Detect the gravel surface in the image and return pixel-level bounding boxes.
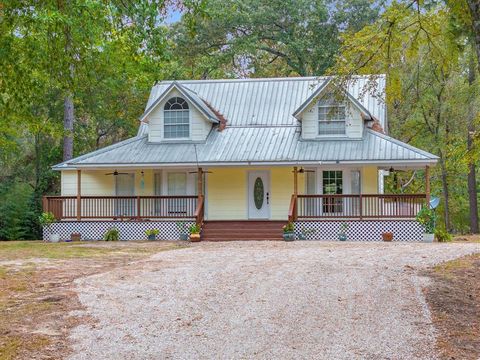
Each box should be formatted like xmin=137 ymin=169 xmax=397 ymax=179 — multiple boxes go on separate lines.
xmin=68 ymin=241 xmax=480 ymax=360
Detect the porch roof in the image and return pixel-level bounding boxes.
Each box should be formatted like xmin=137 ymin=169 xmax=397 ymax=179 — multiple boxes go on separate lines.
xmin=53 ymin=127 xmax=438 ymax=170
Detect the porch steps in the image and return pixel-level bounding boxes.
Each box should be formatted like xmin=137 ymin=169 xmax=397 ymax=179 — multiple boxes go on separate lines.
xmin=202 ymin=221 xmax=286 ymax=241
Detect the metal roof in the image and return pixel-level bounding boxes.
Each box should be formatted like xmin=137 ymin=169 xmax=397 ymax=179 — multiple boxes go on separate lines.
xmin=140 ymin=82 xmax=219 ymax=124
xmin=54 ymin=128 xmax=438 ymax=169
xmin=143 ymin=75 xmax=386 ymax=129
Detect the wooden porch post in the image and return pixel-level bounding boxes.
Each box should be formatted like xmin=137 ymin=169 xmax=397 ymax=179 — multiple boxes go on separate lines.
xmin=197 ymin=167 xmax=203 ymax=197
xmin=293 ymin=166 xmax=298 ymax=196
xmin=76 ymin=169 xmax=81 ymax=221
xmin=425 ymin=165 xmax=431 ymax=208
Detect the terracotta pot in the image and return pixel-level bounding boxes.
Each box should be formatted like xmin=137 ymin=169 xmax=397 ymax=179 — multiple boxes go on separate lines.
xmin=71 ymin=233 xmax=81 ymax=242
xmin=382 ymin=232 xmax=393 ymax=242
xmin=189 ymin=233 xmax=201 ymax=242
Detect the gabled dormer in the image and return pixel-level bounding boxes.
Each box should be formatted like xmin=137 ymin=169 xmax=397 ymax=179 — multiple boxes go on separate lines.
xmin=140 ymin=82 xmax=219 ymax=143
xmin=293 ymin=79 xmax=373 ymax=140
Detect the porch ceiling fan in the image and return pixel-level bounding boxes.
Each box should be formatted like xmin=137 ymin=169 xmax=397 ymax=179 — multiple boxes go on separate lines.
xmin=296 ymin=167 xmax=315 ymax=173
xmin=105 ymin=170 xmax=129 ymax=176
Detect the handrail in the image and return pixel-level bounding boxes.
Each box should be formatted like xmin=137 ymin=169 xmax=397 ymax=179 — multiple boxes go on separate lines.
xmin=295 ymin=193 xmax=426 ymax=219
xmin=288 ymin=194 xmax=297 ymax=222
xmin=43 ymin=195 xmax=199 ymax=221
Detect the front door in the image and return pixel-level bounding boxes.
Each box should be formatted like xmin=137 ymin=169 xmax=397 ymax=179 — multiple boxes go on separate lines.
xmin=248 ymin=171 xmax=270 ymax=219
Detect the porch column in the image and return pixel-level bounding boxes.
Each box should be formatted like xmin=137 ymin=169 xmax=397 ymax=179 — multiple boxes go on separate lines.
xmin=76 ymin=169 xmax=81 ymax=221
xmin=293 ymin=166 xmax=298 ymax=196
xmin=425 ymin=165 xmax=430 ymax=208
xmin=197 ymin=167 xmax=203 ymax=197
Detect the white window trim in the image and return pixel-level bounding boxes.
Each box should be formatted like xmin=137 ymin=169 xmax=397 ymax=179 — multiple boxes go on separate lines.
xmin=163 ymin=98 xmax=192 ymax=141
xmin=317 ymin=102 xmax=347 ymax=137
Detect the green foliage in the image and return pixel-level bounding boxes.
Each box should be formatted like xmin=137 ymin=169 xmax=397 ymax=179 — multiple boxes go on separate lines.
xmin=0 ymin=183 xmax=36 ymax=240
xmin=103 ymin=228 xmax=119 ymax=241
xmin=283 ymin=222 xmax=295 ymax=233
xmin=145 ymin=229 xmax=160 ymax=236
xmin=176 ymin=221 xmax=188 ymax=234
xmin=188 ymin=224 xmax=201 ymax=234
xmin=38 ymin=212 xmax=56 ymax=228
xmin=434 ymin=228 xmax=453 ymax=242
xmin=416 ymin=206 xmax=438 ymax=234
xmin=339 ymin=222 xmax=349 ymax=234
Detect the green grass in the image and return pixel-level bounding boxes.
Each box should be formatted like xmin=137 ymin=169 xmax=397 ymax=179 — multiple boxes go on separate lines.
xmin=0 ymin=241 xmax=186 ymax=261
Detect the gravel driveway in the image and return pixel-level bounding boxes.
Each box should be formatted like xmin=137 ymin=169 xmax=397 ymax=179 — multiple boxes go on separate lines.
xmin=68 ymin=241 xmax=480 ymax=360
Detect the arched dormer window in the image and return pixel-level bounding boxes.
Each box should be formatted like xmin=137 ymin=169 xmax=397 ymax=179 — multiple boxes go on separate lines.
xmin=164 ymin=97 xmax=189 ymax=139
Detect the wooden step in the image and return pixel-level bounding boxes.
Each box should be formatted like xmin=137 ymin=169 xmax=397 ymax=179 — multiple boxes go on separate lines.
xmin=202 ymin=220 xmax=286 ymax=241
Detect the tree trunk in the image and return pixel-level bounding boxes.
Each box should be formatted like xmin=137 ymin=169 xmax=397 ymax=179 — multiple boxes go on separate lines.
xmin=439 ymin=153 xmax=451 ymax=231
xmin=63 ymin=94 xmax=74 ymax=161
xmin=467 ymin=48 xmax=479 ymax=233
xmin=61 ymin=0 xmax=74 ymax=161
xmin=467 ymin=0 xmax=480 ymax=73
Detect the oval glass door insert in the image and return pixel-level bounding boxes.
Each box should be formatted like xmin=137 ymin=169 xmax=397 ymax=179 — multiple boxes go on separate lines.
xmin=254 ymin=177 xmax=264 ymax=209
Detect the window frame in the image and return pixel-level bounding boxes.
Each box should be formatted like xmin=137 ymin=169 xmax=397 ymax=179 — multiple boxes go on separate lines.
xmin=317 ymin=96 xmax=347 ymax=137
xmin=163 ymin=97 xmax=191 ymax=140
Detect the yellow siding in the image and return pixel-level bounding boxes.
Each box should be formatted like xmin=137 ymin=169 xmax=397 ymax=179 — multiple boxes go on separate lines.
xmin=362 ymin=166 xmax=378 ymax=194
xmin=61 ymin=170 xmax=115 ymax=196
xmin=206 ymin=167 xmax=303 ymax=220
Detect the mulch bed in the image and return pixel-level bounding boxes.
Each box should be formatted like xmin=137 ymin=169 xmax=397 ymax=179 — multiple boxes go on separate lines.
xmin=423 ymin=253 xmax=480 ymax=360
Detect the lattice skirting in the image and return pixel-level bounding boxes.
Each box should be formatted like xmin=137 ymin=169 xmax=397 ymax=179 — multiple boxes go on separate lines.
xmin=294 ymin=220 xmax=425 ymax=242
xmin=43 ymin=221 xmax=195 ymax=241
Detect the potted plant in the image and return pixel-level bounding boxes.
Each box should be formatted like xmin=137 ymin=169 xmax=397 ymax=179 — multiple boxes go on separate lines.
xmin=176 ymin=221 xmax=189 ymax=241
xmin=338 ymin=222 xmax=349 ymax=241
xmin=416 ymin=206 xmax=437 ymax=242
xmin=282 ymin=222 xmax=295 ymax=241
xmin=104 ymin=228 xmax=119 ymax=241
xmin=145 ymin=229 xmax=159 ymax=241
xmin=39 ymin=212 xmax=60 ymax=242
xmin=382 ymin=232 xmax=393 ymax=242
xmin=189 ymin=224 xmax=201 ymax=242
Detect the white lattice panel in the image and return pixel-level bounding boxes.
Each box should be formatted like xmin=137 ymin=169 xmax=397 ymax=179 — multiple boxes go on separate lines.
xmin=43 ymin=221 xmax=194 ymax=241
xmin=294 ymin=220 xmax=425 ymax=241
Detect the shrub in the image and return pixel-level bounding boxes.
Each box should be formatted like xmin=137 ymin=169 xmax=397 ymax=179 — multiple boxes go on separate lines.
xmin=38 ymin=212 xmax=56 ymax=228
xmin=145 ymin=229 xmax=160 ymax=236
xmin=189 ymin=224 xmax=200 ymax=234
xmin=435 ymin=228 xmax=452 ymax=242
xmin=103 ymin=228 xmax=119 ymax=241
xmin=339 ymin=222 xmax=349 ymax=234
xmin=282 ymin=222 xmax=294 ymax=233
xmin=416 ymin=206 xmax=437 ymax=234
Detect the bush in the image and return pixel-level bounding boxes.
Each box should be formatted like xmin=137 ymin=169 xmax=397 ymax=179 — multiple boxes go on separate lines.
xmin=189 ymin=224 xmax=200 ymax=234
xmin=145 ymin=229 xmax=160 ymax=236
xmin=435 ymin=228 xmax=452 ymax=242
xmin=282 ymin=222 xmax=294 ymax=233
xmin=103 ymin=228 xmax=119 ymax=241
xmin=416 ymin=206 xmax=437 ymax=234
xmin=39 ymin=212 xmax=56 ymax=227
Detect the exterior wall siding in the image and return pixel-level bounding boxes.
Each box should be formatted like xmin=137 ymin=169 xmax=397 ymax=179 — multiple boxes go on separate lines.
xmin=301 ymin=96 xmax=364 ymax=140
xmin=206 ymin=167 xmax=304 ymax=221
xmin=148 ymin=88 xmax=212 ymax=142
xmin=362 ymin=166 xmax=378 ymax=193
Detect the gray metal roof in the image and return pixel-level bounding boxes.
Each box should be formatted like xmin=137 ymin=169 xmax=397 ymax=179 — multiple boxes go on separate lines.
xmin=140 ymin=82 xmax=219 ymax=124
xmin=143 ymin=75 xmax=386 ymax=129
xmin=54 ymin=128 xmax=438 ymax=169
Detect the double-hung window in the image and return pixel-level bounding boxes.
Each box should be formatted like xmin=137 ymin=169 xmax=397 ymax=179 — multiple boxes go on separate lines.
xmin=164 ymin=97 xmax=189 ymax=139
xmin=318 ymin=95 xmax=346 ymax=136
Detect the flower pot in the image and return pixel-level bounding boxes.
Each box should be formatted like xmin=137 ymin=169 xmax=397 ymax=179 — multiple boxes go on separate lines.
xmin=71 ymin=233 xmax=81 ymax=242
xmin=189 ymin=233 xmax=201 ymax=242
xmin=180 ymin=234 xmax=188 ymax=241
xmin=49 ymin=233 xmax=60 ymax=243
xmin=423 ymin=233 xmax=434 ymax=243
xmin=382 ymin=232 xmax=393 ymax=242
xmin=147 ymin=234 xmax=156 ymax=241
xmin=338 ymin=233 xmax=347 ymax=241
xmin=283 ymin=231 xmax=295 ymax=241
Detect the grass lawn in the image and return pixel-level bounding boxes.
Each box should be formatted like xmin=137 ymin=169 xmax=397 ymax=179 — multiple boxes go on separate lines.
xmin=0 ymin=240 xmax=188 ymax=360
xmin=423 ymin=253 xmax=480 ymax=359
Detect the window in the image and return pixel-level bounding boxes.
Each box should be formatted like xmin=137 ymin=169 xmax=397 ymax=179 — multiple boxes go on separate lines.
xmin=322 ymin=171 xmax=343 ymax=213
xmin=164 ymin=97 xmax=189 ymax=139
xmin=318 ymin=96 xmax=346 ymax=136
